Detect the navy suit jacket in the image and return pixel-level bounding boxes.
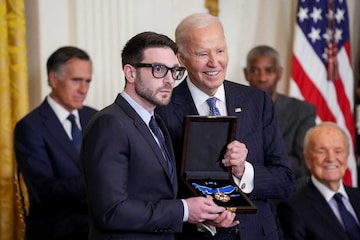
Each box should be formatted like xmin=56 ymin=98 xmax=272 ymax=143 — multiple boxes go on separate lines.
xmin=277 ymin=180 xmax=360 ymax=240
xmin=14 ymin=98 xmax=97 ymax=240
xmin=155 ymin=79 xmax=295 ymax=240
xmin=81 ymin=94 xmax=184 ymax=240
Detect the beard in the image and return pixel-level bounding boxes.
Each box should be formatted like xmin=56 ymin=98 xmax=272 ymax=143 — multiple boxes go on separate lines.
xmin=135 ymin=79 xmax=172 ymax=106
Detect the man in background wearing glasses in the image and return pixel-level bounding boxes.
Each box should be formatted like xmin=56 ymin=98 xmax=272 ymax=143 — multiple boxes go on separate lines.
xmin=81 ymin=31 xmax=230 ymax=240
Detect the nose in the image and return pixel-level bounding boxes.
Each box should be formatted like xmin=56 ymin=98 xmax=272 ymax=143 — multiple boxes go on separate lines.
xmin=325 ymin=150 xmax=337 ymax=161
xmin=207 ymin=52 xmax=218 ymax=67
xmin=258 ymin=69 xmax=268 ymax=81
xmin=78 ymin=80 xmax=89 ymax=94
xmin=164 ymin=70 xmax=175 ymax=84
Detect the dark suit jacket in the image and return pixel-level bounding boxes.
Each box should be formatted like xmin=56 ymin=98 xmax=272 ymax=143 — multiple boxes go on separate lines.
xmin=277 ymin=180 xmax=360 ymax=240
xmin=155 ymin=80 xmax=295 ymax=240
xmin=81 ymin=94 xmax=184 ymax=240
xmin=14 ymin=98 xmax=97 ymax=240
xmin=274 ymin=94 xmax=316 ymax=181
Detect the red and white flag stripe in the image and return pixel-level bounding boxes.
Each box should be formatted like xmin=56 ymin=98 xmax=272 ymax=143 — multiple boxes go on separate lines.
xmin=290 ymin=0 xmax=356 ymax=186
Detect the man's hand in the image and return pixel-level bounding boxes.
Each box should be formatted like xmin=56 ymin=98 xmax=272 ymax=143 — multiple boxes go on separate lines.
xmin=222 ymin=140 xmax=248 ymax=178
xmin=206 ymin=210 xmax=239 ymax=228
xmin=186 ymin=197 xmax=225 ymax=224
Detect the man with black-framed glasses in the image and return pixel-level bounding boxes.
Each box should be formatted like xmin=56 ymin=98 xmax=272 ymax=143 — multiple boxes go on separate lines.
xmin=131 ymin=63 xmax=186 ymax=81
xmin=81 ymin=31 xmax=228 ymax=240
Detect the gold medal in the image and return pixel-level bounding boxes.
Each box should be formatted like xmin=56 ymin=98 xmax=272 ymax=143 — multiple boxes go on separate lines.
xmin=214 ymin=192 xmax=230 ymax=202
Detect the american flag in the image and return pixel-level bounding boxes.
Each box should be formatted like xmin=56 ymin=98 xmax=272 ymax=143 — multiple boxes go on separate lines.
xmin=290 ymin=0 xmax=357 ymax=186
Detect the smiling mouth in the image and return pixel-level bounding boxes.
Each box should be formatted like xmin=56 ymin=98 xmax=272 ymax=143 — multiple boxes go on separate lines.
xmin=324 ymin=164 xmax=338 ymax=169
xmin=205 ymin=71 xmax=219 ymax=76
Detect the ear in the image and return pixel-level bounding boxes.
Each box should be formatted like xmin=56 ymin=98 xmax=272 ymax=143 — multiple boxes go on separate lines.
xmin=177 ymin=52 xmax=186 ymax=66
xmin=48 ymin=71 xmax=57 ymax=87
xmin=304 ymin=154 xmax=311 ymax=171
xmin=124 ymin=64 xmax=136 ymax=83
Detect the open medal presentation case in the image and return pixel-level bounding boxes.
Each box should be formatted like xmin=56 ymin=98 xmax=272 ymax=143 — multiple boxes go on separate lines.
xmin=181 ymin=116 xmax=257 ymax=214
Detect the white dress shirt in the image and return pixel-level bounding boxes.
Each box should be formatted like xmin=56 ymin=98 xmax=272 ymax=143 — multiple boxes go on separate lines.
xmin=47 ymin=95 xmax=81 ymax=140
xmin=312 ymin=176 xmax=360 ymax=228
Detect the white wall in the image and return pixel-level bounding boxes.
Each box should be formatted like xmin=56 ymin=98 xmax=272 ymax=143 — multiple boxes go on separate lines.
xmin=25 ymin=0 xmax=360 ymax=110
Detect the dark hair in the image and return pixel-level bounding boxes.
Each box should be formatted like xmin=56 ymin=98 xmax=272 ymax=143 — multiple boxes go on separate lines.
xmin=46 ymin=46 xmax=91 ymax=75
xmin=121 ymin=31 xmax=178 ymax=68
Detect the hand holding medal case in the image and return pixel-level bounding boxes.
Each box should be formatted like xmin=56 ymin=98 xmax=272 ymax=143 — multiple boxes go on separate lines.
xmin=181 ymin=116 xmax=256 ymax=213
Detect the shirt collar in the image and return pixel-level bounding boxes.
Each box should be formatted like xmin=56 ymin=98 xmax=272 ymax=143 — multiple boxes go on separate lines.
xmin=186 ymin=78 xmax=225 ymax=115
xmin=311 ymin=175 xmax=349 ymax=202
xmin=47 ymin=95 xmax=80 ymax=124
xmin=121 ymin=91 xmax=152 ymax=125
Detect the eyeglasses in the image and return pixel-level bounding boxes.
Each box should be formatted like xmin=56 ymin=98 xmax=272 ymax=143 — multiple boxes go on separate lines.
xmin=132 ymin=63 xmax=186 ymax=80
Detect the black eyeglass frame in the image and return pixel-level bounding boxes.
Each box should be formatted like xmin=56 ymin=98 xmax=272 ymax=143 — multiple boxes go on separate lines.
xmin=132 ymin=63 xmax=186 ymax=80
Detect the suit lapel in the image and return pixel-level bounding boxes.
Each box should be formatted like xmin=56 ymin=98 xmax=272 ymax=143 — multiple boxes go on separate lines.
xmin=223 ymin=81 xmax=245 ymax=138
xmin=115 ymin=95 xmax=176 ymax=189
xmin=39 ymin=100 xmax=81 ymax=167
xmin=224 ymin=81 xmax=244 ymax=115
xmin=306 ymin=182 xmax=347 ymax=234
xmin=346 ymin=186 xmax=360 ymax=220
xmin=172 ymin=80 xmax=199 ymax=118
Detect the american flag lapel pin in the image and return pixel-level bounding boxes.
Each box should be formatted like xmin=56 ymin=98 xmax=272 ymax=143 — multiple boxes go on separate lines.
xmin=235 ymin=107 xmax=241 ymax=113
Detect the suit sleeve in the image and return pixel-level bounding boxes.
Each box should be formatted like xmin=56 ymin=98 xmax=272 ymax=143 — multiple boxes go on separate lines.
xmin=244 ymin=92 xmax=295 ymax=199
xmin=14 ymin=119 xmax=86 ymax=205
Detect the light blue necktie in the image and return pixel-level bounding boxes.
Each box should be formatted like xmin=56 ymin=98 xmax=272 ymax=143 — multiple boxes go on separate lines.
xmin=67 ymin=114 xmax=82 ymax=152
xmin=207 ymin=97 xmax=221 ymax=116
xmin=334 ymin=193 xmax=360 ymax=240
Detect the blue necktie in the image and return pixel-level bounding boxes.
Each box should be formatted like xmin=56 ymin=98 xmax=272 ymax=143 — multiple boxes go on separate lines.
xmin=67 ymin=114 xmax=82 ymax=152
xmin=149 ymin=116 xmax=173 ymax=179
xmin=207 ymin=97 xmax=221 ymax=116
xmin=334 ymin=193 xmax=360 ymax=240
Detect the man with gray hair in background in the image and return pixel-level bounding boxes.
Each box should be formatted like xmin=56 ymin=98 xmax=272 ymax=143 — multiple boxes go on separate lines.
xmin=244 ymin=45 xmax=316 ymax=185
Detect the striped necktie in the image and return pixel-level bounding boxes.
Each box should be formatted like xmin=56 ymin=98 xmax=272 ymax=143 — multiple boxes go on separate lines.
xmin=206 ymin=97 xmax=221 ymax=116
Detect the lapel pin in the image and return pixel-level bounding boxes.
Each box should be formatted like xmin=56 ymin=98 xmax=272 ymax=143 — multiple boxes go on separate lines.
xmin=235 ymin=108 xmax=242 ymax=113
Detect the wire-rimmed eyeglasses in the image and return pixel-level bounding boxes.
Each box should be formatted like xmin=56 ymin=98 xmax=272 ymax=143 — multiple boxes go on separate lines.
xmin=132 ymin=63 xmax=186 ymax=80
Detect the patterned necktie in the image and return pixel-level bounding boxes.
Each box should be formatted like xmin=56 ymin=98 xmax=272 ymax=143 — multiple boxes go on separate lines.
xmin=149 ymin=116 xmax=174 ymax=179
xmin=206 ymin=97 xmax=221 ymax=116
xmin=333 ymin=193 xmax=360 ymax=240
xmin=67 ymin=114 xmax=82 ymax=152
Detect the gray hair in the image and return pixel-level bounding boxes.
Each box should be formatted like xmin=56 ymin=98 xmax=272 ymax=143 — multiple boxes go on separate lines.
xmin=246 ymin=45 xmax=281 ymax=69
xmin=303 ymin=121 xmax=350 ymax=154
xmin=175 ymin=13 xmax=224 ymax=55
